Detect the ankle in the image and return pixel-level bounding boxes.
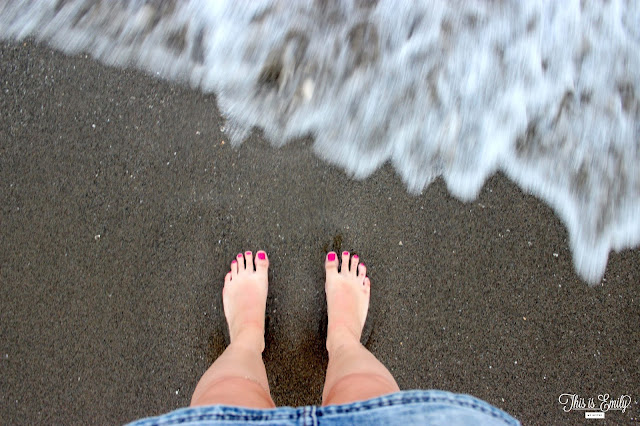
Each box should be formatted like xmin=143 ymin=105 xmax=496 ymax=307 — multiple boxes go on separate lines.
xmin=326 ymin=324 xmax=361 ymax=354
xmin=230 ymin=323 xmax=265 ymax=353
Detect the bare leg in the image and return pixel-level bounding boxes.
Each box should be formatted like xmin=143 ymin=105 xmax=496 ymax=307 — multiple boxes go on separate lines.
xmin=190 ymin=251 xmax=275 ymax=409
xmin=322 ymin=251 xmax=400 ymax=406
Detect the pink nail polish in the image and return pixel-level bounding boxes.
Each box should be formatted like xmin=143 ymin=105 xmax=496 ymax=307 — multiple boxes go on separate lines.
xmin=231 ymin=260 xmax=237 ymax=264
xmin=245 ymin=251 xmax=252 ymax=256
xmin=353 ymin=255 xmax=359 ymax=259
xmin=237 ymin=253 xmax=243 ymax=258
xmin=342 ymin=251 xmax=349 ymax=256
xmin=328 ymin=253 xmax=336 ymax=261
xmin=258 ymin=252 xmax=266 ymax=260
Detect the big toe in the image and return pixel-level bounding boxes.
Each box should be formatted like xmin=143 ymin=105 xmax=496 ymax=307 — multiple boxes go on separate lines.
xmin=325 ymin=252 xmax=339 ymax=273
xmin=255 ymin=250 xmax=269 ymax=274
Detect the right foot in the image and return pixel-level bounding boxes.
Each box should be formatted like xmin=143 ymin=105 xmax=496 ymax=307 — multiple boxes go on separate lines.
xmin=325 ymin=251 xmax=371 ymax=352
xmin=223 ymin=251 xmax=269 ymax=353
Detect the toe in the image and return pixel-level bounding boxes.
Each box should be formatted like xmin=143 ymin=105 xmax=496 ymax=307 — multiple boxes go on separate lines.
xmin=236 ymin=253 xmax=245 ymax=271
xmin=341 ymin=251 xmax=350 ymax=273
xmin=326 ymin=252 xmax=339 ymax=272
xmin=350 ymin=255 xmax=359 ymax=276
xmin=363 ymin=276 xmax=371 ymax=291
xmin=230 ymin=259 xmax=238 ymax=277
xmin=244 ymin=251 xmax=254 ymax=271
xmin=358 ymin=263 xmax=367 ymax=279
xmin=255 ymin=250 xmax=269 ymax=274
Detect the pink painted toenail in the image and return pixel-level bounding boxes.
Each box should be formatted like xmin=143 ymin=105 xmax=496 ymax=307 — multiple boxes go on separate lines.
xmin=258 ymin=252 xmax=266 ymax=260
xmin=231 ymin=260 xmax=237 ymax=264
xmin=353 ymin=255 xmax=359 ymax=259
xmin=245 ymin=251 xmax=252 ymax=256
xmin=342 ymin=251 xmax=349 ymax=256
xmin=328 ymin=253 xmax=336 ymax=261
xmin=237 ymin=253 xmax=242 ymax=258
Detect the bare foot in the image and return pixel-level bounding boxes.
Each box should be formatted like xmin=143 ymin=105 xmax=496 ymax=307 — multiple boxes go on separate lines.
xmin=223 ymin=250 xmax=269 ymax=353
xmin=325 ymin=251 xmax=370 ymax=353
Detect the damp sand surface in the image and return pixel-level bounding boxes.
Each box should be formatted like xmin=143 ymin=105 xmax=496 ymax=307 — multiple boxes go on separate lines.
xmin=1 ymin=42 xmax=639 ymax=424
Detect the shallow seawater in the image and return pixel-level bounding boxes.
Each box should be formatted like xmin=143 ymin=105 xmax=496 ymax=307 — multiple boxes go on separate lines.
xmin=1 ymin=0 xmax=638 ymax=284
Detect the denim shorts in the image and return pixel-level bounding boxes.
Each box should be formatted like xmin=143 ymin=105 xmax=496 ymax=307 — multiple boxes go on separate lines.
xmin=128 ymin=390 xmax=520 ymax=425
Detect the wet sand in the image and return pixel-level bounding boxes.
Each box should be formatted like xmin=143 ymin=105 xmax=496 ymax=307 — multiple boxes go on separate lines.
xmin=1 ymin=41 xmax=638 ymax=424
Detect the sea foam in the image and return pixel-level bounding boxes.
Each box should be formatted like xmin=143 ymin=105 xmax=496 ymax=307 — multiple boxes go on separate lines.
xmin=1 ymin=0 xmax=638 ymax=284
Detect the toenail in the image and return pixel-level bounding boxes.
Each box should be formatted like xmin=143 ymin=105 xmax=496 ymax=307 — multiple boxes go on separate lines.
xmin=353 ymin=255 xmax=359 ymax=259
xmin=231 ymin=260 xmax=237 ymax=264
xmin=342 ymin=251 xmax=349 ymax=256
xmin=237 ymin=253 xmax=243 ymax=258
xmin=258 ymin=252 xmax=266 ymax=260
xmin=328 ymin=253 xmax=336 ymax=261
xmin=245 ymin=251 xmax=252 ymax=256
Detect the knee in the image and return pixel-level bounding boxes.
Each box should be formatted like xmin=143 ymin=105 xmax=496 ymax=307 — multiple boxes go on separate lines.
xmin=191 ymin=376 xmax=275 ymax=409
xmin=322 ymin=373 xmax=400 ymax=407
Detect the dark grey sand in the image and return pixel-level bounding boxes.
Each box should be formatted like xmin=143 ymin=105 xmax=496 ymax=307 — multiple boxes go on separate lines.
xmin=1 ymin=41 xmax=638 ymax=424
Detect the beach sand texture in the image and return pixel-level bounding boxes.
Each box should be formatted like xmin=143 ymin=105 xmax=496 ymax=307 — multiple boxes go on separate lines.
xmin=0 ymin=42 xmax=638 ymax=424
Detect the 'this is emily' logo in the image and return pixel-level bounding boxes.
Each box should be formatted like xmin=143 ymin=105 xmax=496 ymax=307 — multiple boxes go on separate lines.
xmin=558 ymin=393 xmax=632 ymax=416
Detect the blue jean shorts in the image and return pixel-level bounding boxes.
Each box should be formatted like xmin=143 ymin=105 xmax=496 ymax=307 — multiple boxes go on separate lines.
xmin=128 ymin=390 xmax=520 ymax=425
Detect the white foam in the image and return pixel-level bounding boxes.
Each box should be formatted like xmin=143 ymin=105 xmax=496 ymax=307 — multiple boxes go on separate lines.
xmin=1 ymin=0 xmax=638 ymax=284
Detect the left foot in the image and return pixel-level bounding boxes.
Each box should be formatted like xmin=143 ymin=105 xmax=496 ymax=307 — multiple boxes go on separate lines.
xmin=223 ymin=251 xmax=269 ymax=353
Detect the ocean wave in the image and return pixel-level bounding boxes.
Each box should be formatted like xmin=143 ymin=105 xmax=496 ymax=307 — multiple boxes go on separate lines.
xmin=1 ymin=0 xmax=638 ymax=284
